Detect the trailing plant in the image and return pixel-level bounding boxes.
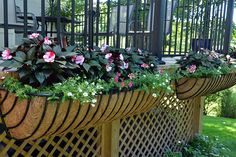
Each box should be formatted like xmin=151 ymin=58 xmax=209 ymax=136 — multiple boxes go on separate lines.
xmin=2 ymin=71 xmax=173 ymax=104
xmin=176 ymin=49 xmax=236 ymax=79
xmin=164 ymin=135 xmax=230 ymax=157
xmin=0 ymin=33 xmax=173 ymax=104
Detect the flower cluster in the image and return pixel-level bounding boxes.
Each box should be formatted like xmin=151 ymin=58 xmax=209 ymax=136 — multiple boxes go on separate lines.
xmin=0 ymin=34 xmax=174 ymax=103
xmin=176 ymin=49 xmax=236 ymax=78
xmin=0 ymin=34 xmax=79 ymax=86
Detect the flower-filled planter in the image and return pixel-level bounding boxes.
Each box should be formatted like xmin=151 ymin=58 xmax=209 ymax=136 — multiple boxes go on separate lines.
xmin=0 ymin=33 xmax=172 ymax=140
xmin=175 ymin=49 xmax=236 ymax=100
xmin=176 ymin=73 xmax=236 ymax=100
xmin=0 ymin=88 xmax=164 ymax=140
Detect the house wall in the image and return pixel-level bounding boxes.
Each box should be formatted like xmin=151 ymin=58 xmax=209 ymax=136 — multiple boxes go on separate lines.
xmin=15 ymin=0 xmax=49 ymax=16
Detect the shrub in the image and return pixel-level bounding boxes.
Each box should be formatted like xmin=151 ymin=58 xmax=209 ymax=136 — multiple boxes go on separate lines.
xmin=220 ymin=88 xmax=236 ymax=118
xmin=164 ymin=135 xmax=230 ymax=157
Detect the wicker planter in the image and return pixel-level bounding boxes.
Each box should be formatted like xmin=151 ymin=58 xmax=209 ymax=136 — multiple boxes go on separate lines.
xmin=0 ymin=89 xmax=164 ymax=140
xmin=176 ymin=73 xmax=236 ymax=100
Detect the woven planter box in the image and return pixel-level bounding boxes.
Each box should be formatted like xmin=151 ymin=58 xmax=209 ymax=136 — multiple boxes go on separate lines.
xmin=176 ymin=73 xmax=236 ymax=100
xmin=0 ymin=89 xmax=163 ymax=140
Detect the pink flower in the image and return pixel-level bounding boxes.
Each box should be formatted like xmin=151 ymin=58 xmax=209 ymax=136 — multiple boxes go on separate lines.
xmin=116 ymin=72 xmax=121 ymax=77
xmin=2 ymin=49 xmax=12 ymax=60
xmin=44 ymin=37 xmax=52 ymax=45
xmin=101 ymin=44 xmax=109 ymax=53
xmin=121 ymin=81 xmax=125 ymax=88
xmin=43 ymin=51 xmax=56 ymax=63
xmin=187 ymin=65 xmax=197 ymax=73
xmin=71 ymin=56 xmax=76 ymax=62
xmin=141 ymin=63 xmax=150 ymax=68
xmin=106 ymin=64 xmax=112 ymax=72
xmin=105 ymin=53 xmax=112 ymax=59
xmin=128 ymin=73 xmax=135 ymax=79
xmin=159 ymin=69 xmax=163 ymax=75
xmin=75 ymin=55 xmax=85 ymax=65
xmin=29 ymin=33 xmax=40 ymax=39
xmin=119 ymin=54 xmax=124 ymax=61
xmin=128 ymin=81 xmax=133 ymax=88
xmin=114 ymin=76 xmax=119 ymax=83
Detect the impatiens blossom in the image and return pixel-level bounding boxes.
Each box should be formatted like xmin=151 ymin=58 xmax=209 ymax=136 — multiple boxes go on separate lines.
xmin=152 ymin=93 xmax=157 ymax=98
xmin=121 ymin=81 xmax=125 ymax=88
xmin=137 ymin=48 xmax=142 ymax=54
xmin=105 ymin=53 xmax=112 ymax=59
xmin=126 ymin=47 xmax=131 ymax=52
xmin=120 ymin=62 xmax=129 ymax=69
xmin=187 ymin=65 xmax=197 ymax=73
xmin=128 ymin=73 xmax=135 ymax=79
xmin=128 ymin=81 xmax=133 ymax=88
xmin=141 ymin=63 xmax=150 ymax=68
xmin=43 ymin=51 xmax=56 ymax=63
xmin=114 ymin=76 xmax=119 ymax=83
xmin=106 ymin=64 xmax=112 ymax=72
xmin=119 ymin=54 xmax=124 ymax=61
xmin=2 ymin=49 xmax=12 ymax=60
xmin=101 ymin=44 xmax=109 ymax=53
xmin=44 ymin=37 xmax=52 ymax=45
xmin=75 ymin=55 xmax=85 ymax=65
xmin=29 ymin=33 xmax=40 ymax=39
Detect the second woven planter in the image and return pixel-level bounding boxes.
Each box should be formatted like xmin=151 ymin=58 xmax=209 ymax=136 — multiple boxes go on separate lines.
xmin=176 ymin=73 xmax=236 ymax=100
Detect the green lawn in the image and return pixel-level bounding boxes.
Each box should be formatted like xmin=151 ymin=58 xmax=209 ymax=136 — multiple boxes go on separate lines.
xmin=203 ymin=116 xmax=236 ymax=157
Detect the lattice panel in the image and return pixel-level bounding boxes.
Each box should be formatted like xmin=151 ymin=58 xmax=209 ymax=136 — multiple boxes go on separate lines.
xmin=0 ymin=126 xmax=101 ymax=157
xmin=119 ymin=95 xmax=195 ymax=157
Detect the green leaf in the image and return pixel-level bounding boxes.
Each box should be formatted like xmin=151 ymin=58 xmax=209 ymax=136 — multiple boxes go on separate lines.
xmin=55 ymin=60 xmax=67 ymax=65
xmin=14 ymin=51 xmax=26 ymax=62
xmin=22 ymin=38 xmax=33 ymax=44
xmin=0 ymin=60 xmax=15 ymax=68
xmin=83 ymin=63 xmax=91 ymax=72
xmin=27 ymin=47 xmax=36 ymax=60
xmin=53 ymin=45 xmax=62 ymax=55
xmin=89 ymin=60 xmax=101 ymax=68
xmin=66 ymin=46 xmax=76 ymax=52
xmin=35 ymin=72 xmax=46 ymax=84
xmin=36 ymin=59 xmax=45 ymax=64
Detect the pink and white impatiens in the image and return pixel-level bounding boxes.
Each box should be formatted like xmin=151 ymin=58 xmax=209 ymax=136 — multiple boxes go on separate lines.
xmin=2 ymin=49 xmax=12 ymax=60
xmin=187 ymin=65 xmax=197 ymax=73
xmin=29 ymin=33 xmax=40 ymax=39
xmin=43 ymin=51 xmax=56 ymax=63
xmin=44 ymin=37 xmax=52 ymax=45
xmin=74 ymin=55 xmax=85 ymax=65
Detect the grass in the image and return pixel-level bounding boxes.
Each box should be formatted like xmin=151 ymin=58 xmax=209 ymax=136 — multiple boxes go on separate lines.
xmin=203 ymin=116 xmax=236 ymax=157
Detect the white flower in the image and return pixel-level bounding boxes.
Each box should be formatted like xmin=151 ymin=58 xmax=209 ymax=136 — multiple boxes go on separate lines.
xmin=78 ymin=88 xmax=82 ymax=92
xmin=226 ymin=55 xmax=231 ymax=60
xmin=101 ymin=44 xmax=109 ymax=53
xmin=105 ymin=53 xmax=112 ymax=59
xmin=106 ymin=64 xmax=112 ymax=72
xmin=92 ymin=92 xmax=96 ymax=96
xmin=150 ymin=64 xmax=154 ymax=67
xmin=91 ymin=104 xmax=96 ymax=107
xmin=67 ymin=92 xmax=73 ymax=97
xmin=92 ymin=99 xmax=97 ymax=103
xmin=152 ymin=93 xmax=157 ymax=98
xmin=119 ymin=54 xmax=124 ymax=61
xmin=83 ymin=92 xmax=88 ymax=97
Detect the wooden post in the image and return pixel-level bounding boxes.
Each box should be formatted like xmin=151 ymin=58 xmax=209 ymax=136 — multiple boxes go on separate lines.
xmin=192 ymin=97 xmax=204 ymax=136
xmin=101 ymin=120 xmax=120 ymax=157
